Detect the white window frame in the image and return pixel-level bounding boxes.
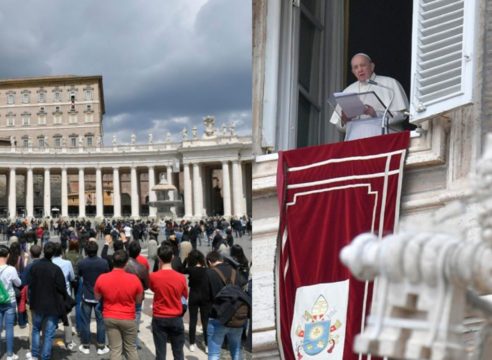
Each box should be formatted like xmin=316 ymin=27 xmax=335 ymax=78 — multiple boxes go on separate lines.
xmin=54 ymin=137 xmax=61 ymax=148
xmin=38 ymin=92 xmax=46 ymax=103
xmin=38 ymin=137 xmax=45 ymax=148
xmin=54 ymin=91 xmax=61 ymax=102
xmin=7 ymin=94 xmax=14 ymax=105
xmin=38 ymin=115 xmax=47 ymax=125
xmin=272 ymin=0 xmax=343 ymax=150
xmin=22 ymin=114 xmax=31 ymax=126
xmin=23 ymin=138 xmax=29 ymax=148
xmin=69 ymin=114 xmax=78 ymax=124
xmin=84 ymin=89 xmax=93 ymax=101
xmin=22 ymin=92 xmax=30 ymax=104
xmin=84 ymin=113 xmax=93 ymax=123
xmin=86 ymin=136 xmax=93 ymax=146
xmin=70 ymin=137 xmax=77 ymax=147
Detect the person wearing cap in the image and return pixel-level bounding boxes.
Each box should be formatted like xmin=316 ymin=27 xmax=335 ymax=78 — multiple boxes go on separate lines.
xmin=330 ymin=53 xmax=409 ymax=141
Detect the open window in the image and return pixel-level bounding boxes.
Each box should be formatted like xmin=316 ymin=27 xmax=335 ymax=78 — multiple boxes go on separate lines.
xmin=265 ymin=0 xmax=477 ymax=151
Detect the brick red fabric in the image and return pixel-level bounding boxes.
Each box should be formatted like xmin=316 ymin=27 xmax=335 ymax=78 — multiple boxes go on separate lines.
xmin=277 ymin=132 xmax=410 ymax=360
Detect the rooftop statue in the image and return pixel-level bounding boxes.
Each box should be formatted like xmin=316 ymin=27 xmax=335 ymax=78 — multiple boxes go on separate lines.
xmin=203 ymin=116 xmax=217 ymax=138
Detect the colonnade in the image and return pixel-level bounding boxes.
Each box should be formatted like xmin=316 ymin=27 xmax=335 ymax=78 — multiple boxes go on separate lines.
xmin=5 ymin=159 xmax=248 ymax=220
xmin=177 ymin=159 xmax=246 ymax=219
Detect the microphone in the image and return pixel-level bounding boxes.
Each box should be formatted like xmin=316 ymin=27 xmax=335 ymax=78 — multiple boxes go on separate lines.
xmin=367 ymin=79 xmax=394 ymax=134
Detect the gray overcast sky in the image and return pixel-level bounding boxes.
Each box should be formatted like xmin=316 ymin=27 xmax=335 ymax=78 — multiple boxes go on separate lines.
xmin=0 ymin=0 xmax=252 ymax=144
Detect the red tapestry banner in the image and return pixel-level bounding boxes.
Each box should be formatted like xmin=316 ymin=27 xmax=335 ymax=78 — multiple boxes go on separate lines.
xmin=276 ymin=132 xmax=410 ymax=360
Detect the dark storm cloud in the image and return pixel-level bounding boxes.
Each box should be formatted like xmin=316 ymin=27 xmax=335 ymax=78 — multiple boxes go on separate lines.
xmin=0 ymin=0 xmax=251 ymax=144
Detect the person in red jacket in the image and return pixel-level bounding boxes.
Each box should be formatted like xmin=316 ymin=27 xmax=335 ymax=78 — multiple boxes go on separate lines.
xmin=150 ymin=242 xmax=188 ymax=360
xmin=94 ymin=250 xmax=143 ymax=360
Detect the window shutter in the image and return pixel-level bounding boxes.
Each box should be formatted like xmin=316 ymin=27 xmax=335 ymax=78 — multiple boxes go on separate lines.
xmin=409 ymin=0 xmax=476 ymax=123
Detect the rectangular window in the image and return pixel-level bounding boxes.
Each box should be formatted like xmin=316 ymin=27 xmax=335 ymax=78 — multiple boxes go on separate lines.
xmin=22 ymin=93 xmax=30 ymax=104
xmin=54 ymin=115 xmax=62 ymax=124
xmin=38 ymin=116 xmax=47 ymax=125
xmin=70 ymin=137 xmax=77 ymax=147
xmin=7 ymin=94 xmax=14 ymax=105
xmin=87 ymin=137 xmax=93 ymax=146
xmin=84 ymin=90 xmax=93 ymax=101
xmin=85 ymin=114 xmax=93 ymax=123
xmin=23 ymin=139 xmax=29 ymax=148
xmin=38 ymin=138 xmax=45 ymax=148
xmin=69 ymin=114 xmax=77 ymax=124
xmin=22 ymin=115 xmax=30 ymax=126
xmin=7 ymin=117 xmax=14 ymax=127
xmin=54 ymin=137 xmax=61 ymax=148
xmin=39 ymin=92 xmax=46 ymax=103
xmin=54 ymin=92 xmax=61 ymax=102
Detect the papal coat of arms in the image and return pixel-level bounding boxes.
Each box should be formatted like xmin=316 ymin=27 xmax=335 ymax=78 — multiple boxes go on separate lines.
xmin=292 ymin=294 xmax=344 ymax=359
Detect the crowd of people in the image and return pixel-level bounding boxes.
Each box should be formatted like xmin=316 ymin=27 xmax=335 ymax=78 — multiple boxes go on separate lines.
xmin=0 ymin=216 xmax=252 ymax=360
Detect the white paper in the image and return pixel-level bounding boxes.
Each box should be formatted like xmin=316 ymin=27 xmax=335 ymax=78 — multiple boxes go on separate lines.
xmin=333 ymin=92 xmax=365 ymax=119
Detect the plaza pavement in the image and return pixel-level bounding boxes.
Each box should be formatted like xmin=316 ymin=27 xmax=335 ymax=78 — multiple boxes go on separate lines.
xmin=0 ymin=229 xmax=252 ymax=360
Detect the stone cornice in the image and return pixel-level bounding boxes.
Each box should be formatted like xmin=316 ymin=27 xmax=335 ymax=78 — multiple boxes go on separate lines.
xmin=0 ymin=75 xmax=103 ymax=88
xmin=0 ymin=145 xmax=252 ymax=169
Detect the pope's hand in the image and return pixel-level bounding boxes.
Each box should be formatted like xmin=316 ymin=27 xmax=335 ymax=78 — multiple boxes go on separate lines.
xmin=363 ymin=104 xmax=377 ymax=117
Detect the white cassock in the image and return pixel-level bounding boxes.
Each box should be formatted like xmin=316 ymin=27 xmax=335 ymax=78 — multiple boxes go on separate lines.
xmin=330 ymin=73 xmax=409 ymax=141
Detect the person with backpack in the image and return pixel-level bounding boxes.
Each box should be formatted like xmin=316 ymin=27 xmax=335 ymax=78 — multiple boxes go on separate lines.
xmin=0 ymin=245 xmax=22 ymax=360
xmin=206 ymin=250 xmax=250 ymax=360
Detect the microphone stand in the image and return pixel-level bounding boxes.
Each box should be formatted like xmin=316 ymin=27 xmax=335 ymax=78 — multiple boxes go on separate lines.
xmin=367 ymin=79 xmax=395 ymax=135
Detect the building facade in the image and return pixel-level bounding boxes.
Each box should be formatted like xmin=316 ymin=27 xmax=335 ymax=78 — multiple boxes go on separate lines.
xmin=0 ymin=76 xmax=251 ymax=221
xmin=252 ymin=0 xmax=492 ymax=358
xmin=0 ymin=75 xmax=104 ymax=148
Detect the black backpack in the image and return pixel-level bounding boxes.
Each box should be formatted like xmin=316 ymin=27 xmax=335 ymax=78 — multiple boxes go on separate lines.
xmin=212 ymin=267 xmax=251 ymax=328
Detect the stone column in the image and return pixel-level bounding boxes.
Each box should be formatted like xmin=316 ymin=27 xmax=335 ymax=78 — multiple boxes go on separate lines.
xmin=113 ymin=167 xmax=121 ymax=218
xmin=130 ymin=166 xmax=140 ymax=218
xmin=148 ymin=166 xmax=157 ymax=218
xmin=26 ymin=168 xmax=34 ymax=218
xmin=167 ymin=165 xmax=176 ymax=216
xmin=183 ymin=163 xmax=193 ymax=218
xmin=44 ymin=168 xmax=51 ymax=218
xmin=192 ymin=163 xmax=204 ymax=218
xmin=96 ymin=167 xmax=103 ymax=219
xmin=8 ymin=168 xmax=16 ymax=220
xmin=167 ymin=166 xmax=174 ymax=201
xmin=61 ymin=167 xmax=68 ymax=218
xmin=78 ymin=168 xmax=86 ymax=218
xmin=232 ymin=159 xmax=244 ymax=216
xmin=222 ymin=161 xmax=232 ymax=217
